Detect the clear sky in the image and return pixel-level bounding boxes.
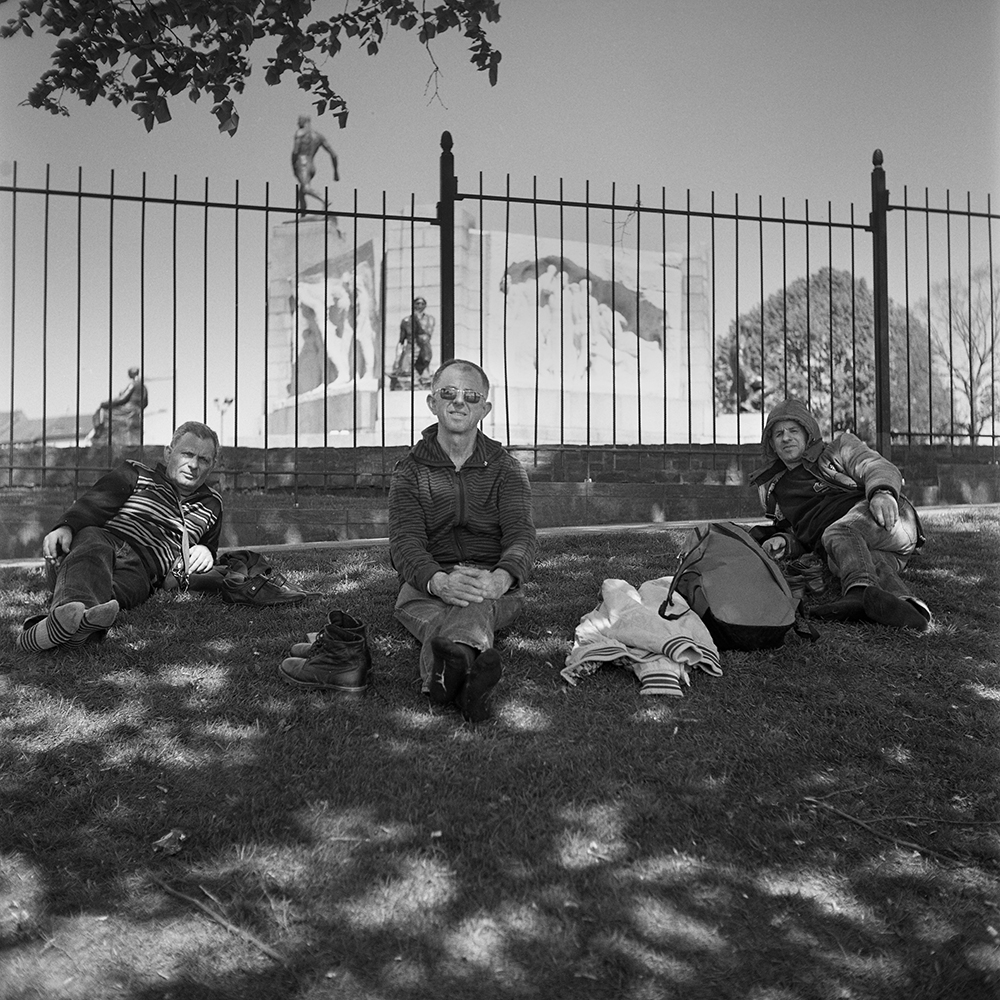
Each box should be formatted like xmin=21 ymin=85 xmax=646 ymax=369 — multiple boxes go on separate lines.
xmin=1 ymin=0 xmax=998 ymax=443
xmin=2 ymin=0 xmax=997 ymax=209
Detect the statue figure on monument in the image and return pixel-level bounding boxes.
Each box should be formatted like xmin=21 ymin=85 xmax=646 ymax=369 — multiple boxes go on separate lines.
xmin=389 ymin=297 xmax=436 ymax=390
xmin=88 ymin=366 xmax=148 ymax=448
xmin=291 ymin=115 xmax=340 ymax=226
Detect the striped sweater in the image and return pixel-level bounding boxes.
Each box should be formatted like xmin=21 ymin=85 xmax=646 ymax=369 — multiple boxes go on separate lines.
xmin=388 ymin=424 xmax=536 ymax=593
xmin=54 ymin=461 xmax=223 ymax=584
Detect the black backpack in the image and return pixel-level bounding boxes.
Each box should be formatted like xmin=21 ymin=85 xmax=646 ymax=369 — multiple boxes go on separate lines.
xmin=664 ymin=521 xmax=817 ymax=651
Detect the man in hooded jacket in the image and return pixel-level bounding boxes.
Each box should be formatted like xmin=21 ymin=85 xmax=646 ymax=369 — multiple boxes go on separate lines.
xmin=748 ymin=398 xmax=930 ymax=630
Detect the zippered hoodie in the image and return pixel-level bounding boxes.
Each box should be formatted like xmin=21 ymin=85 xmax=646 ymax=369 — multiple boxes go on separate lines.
xmin=54 ymin=460 xmax=223 ymax=584
xmin=388 ymin=424 xmax=537 ymax=594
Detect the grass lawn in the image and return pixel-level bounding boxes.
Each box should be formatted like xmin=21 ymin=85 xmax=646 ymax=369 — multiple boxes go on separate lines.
xmin=1 ymin=507 xmax=998 ymax=1000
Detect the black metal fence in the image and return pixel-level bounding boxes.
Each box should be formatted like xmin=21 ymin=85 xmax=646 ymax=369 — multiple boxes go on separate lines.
xmin=1 ymin=136 xmax=996 ymax=489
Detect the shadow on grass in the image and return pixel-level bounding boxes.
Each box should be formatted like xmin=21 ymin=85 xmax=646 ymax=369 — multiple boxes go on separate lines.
xmin=1 ymin=510 xmax=998 ymax=999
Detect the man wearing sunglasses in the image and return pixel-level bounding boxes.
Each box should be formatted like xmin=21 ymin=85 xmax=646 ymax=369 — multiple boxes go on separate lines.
xmin=389 ymin=358 xmax=537 ymax=722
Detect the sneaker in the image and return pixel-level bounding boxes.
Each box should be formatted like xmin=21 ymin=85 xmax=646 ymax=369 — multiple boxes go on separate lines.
xmin=427 ymin=637 xmax=474 ymax=705
xmin=457 ymin=648 xmax=503 ymax=723
xmin=279 ymin=625 xmax=371 ymax=693
xmin=290 ymin=610 xmax=367 ymax=657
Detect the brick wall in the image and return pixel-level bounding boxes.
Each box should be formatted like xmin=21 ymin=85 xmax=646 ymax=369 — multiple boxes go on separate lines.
xmin=1 ymin=443 xmax=996 ymax=559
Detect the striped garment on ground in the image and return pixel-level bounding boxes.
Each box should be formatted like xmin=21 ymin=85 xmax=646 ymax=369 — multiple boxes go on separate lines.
xmin=563 ymin=577 xmax=721 ymax=697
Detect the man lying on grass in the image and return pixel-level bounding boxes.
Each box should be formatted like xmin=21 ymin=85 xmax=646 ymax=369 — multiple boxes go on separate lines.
xmin=749 ymin=398 xmax=931 ymax=630
xmin=17 ymin=421 xmax=223 ymax=652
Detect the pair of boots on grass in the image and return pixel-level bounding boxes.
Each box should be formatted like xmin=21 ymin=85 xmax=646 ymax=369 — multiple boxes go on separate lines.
xmin=17 ymin=600 xmax=120 ymax=652
xmin=279 ymin=610 xmax=372 ymax=696
xmin=278 ymin=609 xmax=502 ymax=722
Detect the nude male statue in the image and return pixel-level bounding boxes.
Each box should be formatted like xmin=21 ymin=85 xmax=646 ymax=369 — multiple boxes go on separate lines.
xmin=292 ymin=115 xmax=340 ymax=218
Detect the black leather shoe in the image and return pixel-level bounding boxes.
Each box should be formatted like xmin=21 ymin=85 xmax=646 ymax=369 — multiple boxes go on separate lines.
xmin=862 ymin=587 xmax=929 ymax=630
xmin=457 ymin=648 xmax=503 ymax=723
xmin=807 ymin=589 xmax=866 ymax=621
xmin=222 ymin=569 xmax=311 ymax=607
xmin=279 ymin=625 xmax=371 ymax=693
xmin=428 ymin=637 xmax=474 ymax=705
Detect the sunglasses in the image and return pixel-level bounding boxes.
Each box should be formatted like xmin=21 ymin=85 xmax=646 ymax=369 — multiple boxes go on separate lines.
xmin=435 ymin=386 xmax=486 ymax=404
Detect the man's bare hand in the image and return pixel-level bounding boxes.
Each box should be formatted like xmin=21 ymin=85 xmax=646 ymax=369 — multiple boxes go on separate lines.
xmin=42 ymin=525 xmax=73 ymax=560
xmin=186 ymin=544 xmax=215 ymax=574
xmin=430 ymin=568 xmax=483 ymax=607
xmin=869 ymin=492 xmax=899 ymax=532
xmin=430 ymin=566 xmax=514 ymax=606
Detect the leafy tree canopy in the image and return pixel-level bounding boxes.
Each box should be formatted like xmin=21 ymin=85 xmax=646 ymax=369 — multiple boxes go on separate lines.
xmin=0 ymin=0 xmax=502 ymax=134
xmin=716 ymin=267 xmax=949 ymax=441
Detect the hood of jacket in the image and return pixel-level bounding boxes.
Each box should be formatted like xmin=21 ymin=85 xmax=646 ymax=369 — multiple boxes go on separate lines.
xmin=410 ymin=423 xmax=504 ymax=469
xmin=759 ymin=398 xmax=823 ymax=465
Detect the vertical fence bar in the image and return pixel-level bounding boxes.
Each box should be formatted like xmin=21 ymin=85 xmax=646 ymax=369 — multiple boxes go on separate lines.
xmin=352 ymin=187 xmax=359 ymax=460
xmin=140 ymin=173 xmax=148 ymax=449
xmin=850 ymin=203 xmax=858 ymax=435
xmin=733 ymin=191 xmax=740 ymax=445
xmin=171 ymin=175 xmax=179 ymax=426
xmin=409 ymin=193 xmax=417 ymax=445
xmin=685 ymin=188 xmax=692 ymax=444
xmin=710 ymin=190 xmax=717 ymax=444
xmin=924 ymin=187 xmax=933 ymax=443
xmin=989 ymin=193 xmax=996 ymax=458
xmin=502 ymin=176 xmax=511 ymax=445
xmin=263 ymin=182 xmax=271 ymax=487
xmin=41 ymin=165 xmax=51 ymax=479
xmin=611 ymin=182 xmax=617 ymax=445
xmin=6 ymin=163 xmax=16 ymax=485
xmin=662 ymin=187 xmax=669 ymax=446
xmin=827 ymin=204 xmax=834 ymax=432
xmin=292 ymin=201 xmax=300 ymax=500
xmin=532 ymin=176 xmax=540 ymax=457
xmin=105 ymin=169 xmax=116 ymax=454
xmin=232 ymin=178 xmax=240 ymax=464
xmin=74 ymin=168 xmax=83 ymax=492
xmin=559 ymin=177 xmax=566 ymax=446
xmin=584 ymin=180 xmax=592 ymax=467
xmin=804 ymin=198 xmax=812 ymax=416
xmin=635 ymin=183 xmax=642 ymax=455
xmin=966 ymin=191 xmax=974 ymax=441
xmin=902 ymin=187 xmax=912 ymax=442
xmin=870 ymin=150 xmax=891 ymax=456
xmin=945 ymin=190 xmax=954 ymax=440
xmin=757 ymin=195 xmax=765 ymax=436
xmin=202 ymin=175 xmax=209 ymax=424
xmin=439 ymin=131 xmax=455 ymax=362
xmin=478 ymin=173 xmax=485 ymax=364
xmin=781 ymin=197 xmax=788 ymax=399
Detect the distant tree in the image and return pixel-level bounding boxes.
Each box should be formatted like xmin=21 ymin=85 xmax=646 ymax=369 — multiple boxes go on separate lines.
xmin=0 ymin=0 xmax=502 ymax=134
xmin=927 ymin=265 xmax=1000 ymax=444
xmin=715 ymin=267 xmax=949 ymax=442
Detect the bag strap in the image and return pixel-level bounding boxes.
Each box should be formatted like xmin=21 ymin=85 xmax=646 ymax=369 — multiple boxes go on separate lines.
xmin=664 ymin=523 xmax=709 ymax=606
xmin=792 ymin=599 xmax=821 ymax=643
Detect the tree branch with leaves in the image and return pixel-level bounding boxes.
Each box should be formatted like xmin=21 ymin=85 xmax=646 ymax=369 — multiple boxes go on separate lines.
xmin=0 ymin=0 xmax=502 ymax=134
